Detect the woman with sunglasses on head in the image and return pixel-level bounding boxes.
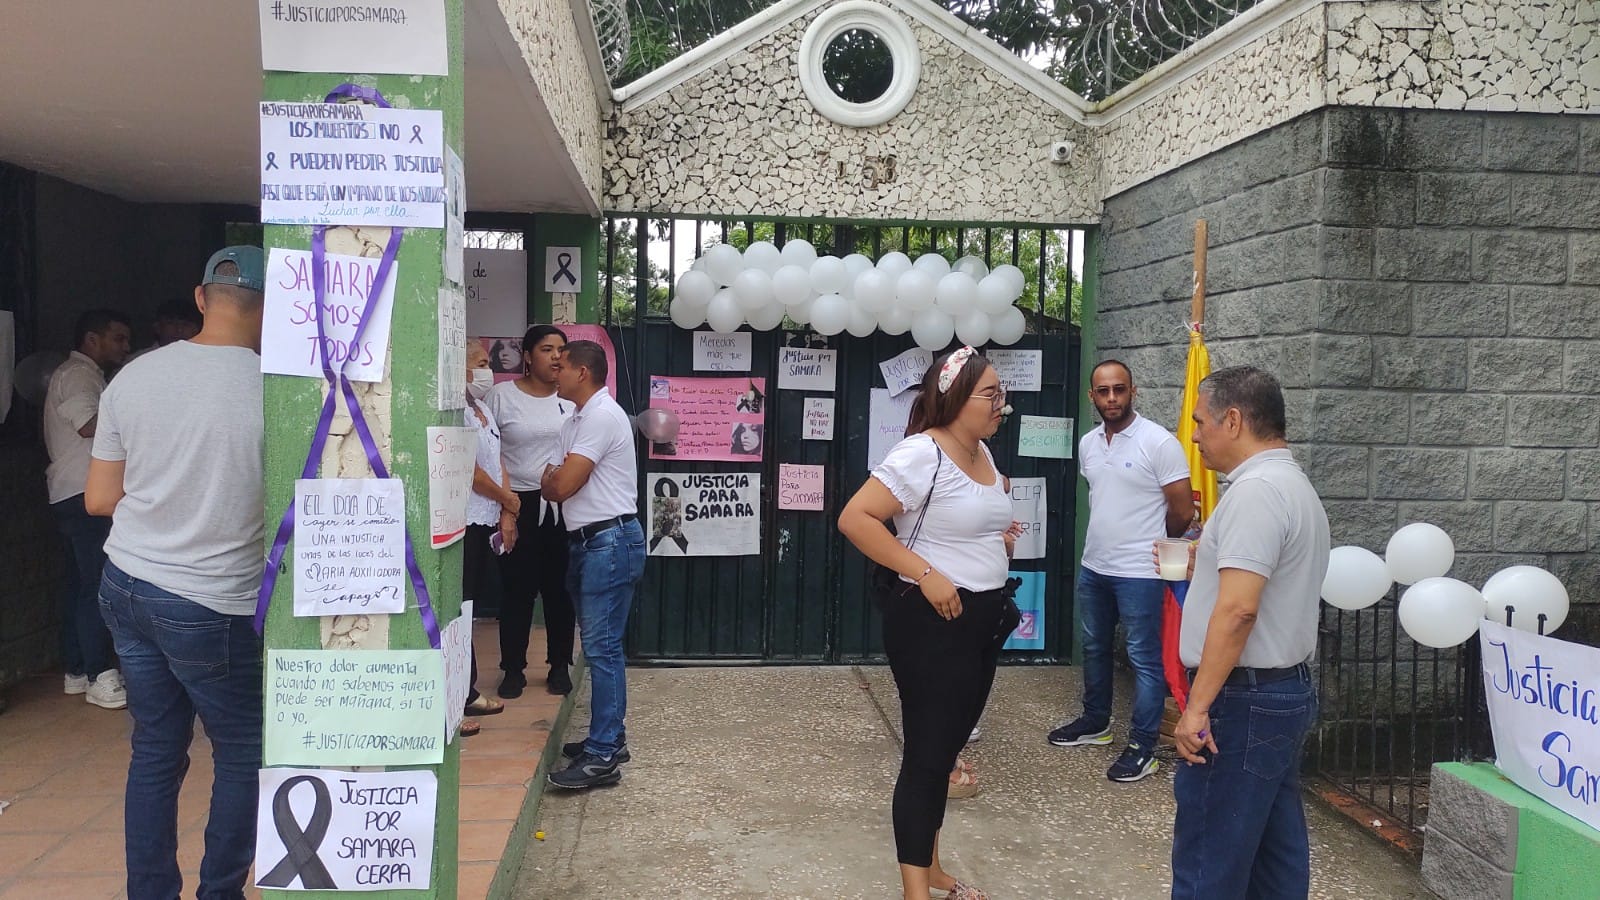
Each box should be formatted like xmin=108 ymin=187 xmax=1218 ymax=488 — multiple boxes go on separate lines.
xmin=839 ymin=346 xmax=1022 ymax=900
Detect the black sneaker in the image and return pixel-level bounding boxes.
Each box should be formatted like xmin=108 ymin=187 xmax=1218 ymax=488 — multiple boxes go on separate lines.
xmin=548 ymin=752 xmax=622 ymax=789
xmin=561 ymin=740 xmax=630 ymax=763
xmin=497 ymin=670 xmax=526 ymax=699
xmin=546 ymin=666 xmax=573 ymax=696
xmin=1107 ymin=742 xmax=1159 ymax=783
xmin=1047 ymin=717 xmax=1113 ymax=747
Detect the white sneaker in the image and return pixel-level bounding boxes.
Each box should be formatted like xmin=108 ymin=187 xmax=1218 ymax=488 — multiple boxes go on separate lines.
xmin=967 ymin=725 xmax=981 ymax=744
xmin=63 ymin=673 xmax=89 ymax=695
xmin=86 ymin=669 xmax=127 ymax=709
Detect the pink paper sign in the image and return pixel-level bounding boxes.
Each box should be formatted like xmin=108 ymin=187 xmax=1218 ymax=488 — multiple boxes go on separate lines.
xmin=778 ymin=464 xmax=825 ymax=511
xmin=648 ymin=375 xmax=766 ymax=462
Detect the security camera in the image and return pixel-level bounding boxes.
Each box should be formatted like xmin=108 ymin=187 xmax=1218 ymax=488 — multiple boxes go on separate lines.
xmin=1049 ymin=141 xmax=1075 ymax=165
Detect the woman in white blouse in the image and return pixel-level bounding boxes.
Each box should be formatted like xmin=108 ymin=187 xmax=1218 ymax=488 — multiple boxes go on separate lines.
xmin=839 ymin=346 xmax=1020 ymax=900
xmin=460 ymin=340 xmax=517 ymax=735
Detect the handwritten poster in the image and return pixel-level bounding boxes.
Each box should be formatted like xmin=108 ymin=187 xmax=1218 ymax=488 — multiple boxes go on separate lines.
xmin=694 ymin=332 xmax=752 ymax=372
xmin=778 ymin=347 xmax=837 ymax=391
xmin=867 ymin=388 xmax=918 ymax=471
xmin=778 ymin=464 xmax=825 ymax=511
xmin=1010 ymin=477 xmax=1047 ymax=560
xmin=987 ymin=349 xmax=1042 ymax=392
xmin=262 ymin=248 xmax=396 ymax=382
xmin=880 ymin=347 xmax=933 ymax=396
xmin=443 ymin=146 xmax=464 ymax=285
xmin=260 ymin=103 xmax=445 ymax=228
xmin=257 ymin=0 xmax=448 ymax=76
xmin=265 ymin=648 xmax=445 ymax=766
xmin=647 ymin=473 xmax=761 ymax=556
xmin=1018 ymin=416 xmax=1074 ymax=459
xmin=426 ymin=427 xmax=476 ymax=549
xmin=293 ymin=478 xmax=406 ymax=617
xmin=437 ymin=285 xmax=466 ymax=409
xmin=648 ymin=376 xmax=766 ymax=462
xmin=1003 ymin=571 xmax=1047 ymax=651
xmin=255 ymin=768 xmax=438 ymax=892
xmin=804 ymin=397 xmax=835 ymax=440
xmin=464 ymin=248 xmax=527 ymax=338
xmin=442 ymin=600 xmax=473 ymax=743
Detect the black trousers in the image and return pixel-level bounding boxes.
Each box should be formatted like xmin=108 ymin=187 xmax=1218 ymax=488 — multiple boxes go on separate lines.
xmin=462 ymin=523 xmax=500 ymax=705
xmin=496 ymin=490 xmax=575 ymax=673
xmin=882 ymin=585 xmax=1009 ymax=867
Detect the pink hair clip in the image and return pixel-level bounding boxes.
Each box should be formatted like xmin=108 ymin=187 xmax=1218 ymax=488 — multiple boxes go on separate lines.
xmin=938 ymin=345 xmax=977 ymax=393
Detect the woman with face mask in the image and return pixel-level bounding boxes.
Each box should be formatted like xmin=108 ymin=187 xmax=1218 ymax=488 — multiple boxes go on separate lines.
xmin=460 ymin=340 xmax=518 ymax=735
xmin=483 ymin=325 xmax=577 ymax=698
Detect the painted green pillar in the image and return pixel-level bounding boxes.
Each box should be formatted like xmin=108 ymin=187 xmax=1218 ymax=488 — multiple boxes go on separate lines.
xmin=260 ymin=2 xmax=465 ymax=897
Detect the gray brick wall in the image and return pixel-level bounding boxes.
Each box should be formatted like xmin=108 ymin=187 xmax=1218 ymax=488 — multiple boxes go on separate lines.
xmin=1098 ymin=107 xmax=1600 ymax=646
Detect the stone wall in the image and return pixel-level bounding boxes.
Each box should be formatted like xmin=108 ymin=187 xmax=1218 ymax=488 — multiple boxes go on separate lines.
xmin=499 ymin=0 xmax=605 ymax=206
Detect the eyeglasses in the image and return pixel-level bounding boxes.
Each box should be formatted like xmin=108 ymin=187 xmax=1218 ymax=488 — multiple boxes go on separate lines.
xmin=969 ymin=388 xmax=1007 ymax=410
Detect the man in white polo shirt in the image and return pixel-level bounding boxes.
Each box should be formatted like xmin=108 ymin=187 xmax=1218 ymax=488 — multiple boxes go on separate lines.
xmin=1048 ymin=360 xmax=1192 ymax=783
xmin=539 ymin=340 xmax=645 ymax=789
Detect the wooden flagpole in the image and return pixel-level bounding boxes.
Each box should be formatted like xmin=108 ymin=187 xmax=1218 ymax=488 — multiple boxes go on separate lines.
xmin=1191 ymin=219 xmax=1207 ymax=327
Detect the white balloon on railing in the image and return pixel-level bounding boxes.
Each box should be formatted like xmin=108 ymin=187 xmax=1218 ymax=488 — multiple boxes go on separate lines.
xmin=879 ymin=305 xmax=913 ymax=335
xmin=810 ymin=292 xmax=850 ymax=336
xmin=846 ymin=305 xmax=878 ymax=338
xmin=705 ymin=288 xmax=744 ymax=334
xmin=1398 ymin=577 xmax=1485 ymax=648
xmin=911 ymin=308 xmax=955 ymax=351
xmin=853 ymin=270 xmax=896 ymax=313
xmin=746 ymin=300 xmax=787 ymax=331
xmin=897 ymin=269 xmax=937 ymax=312
xmin=705 ymin=243 xmax=745 ymax=287
xmin=842 ymin=253 xmax=875 ymax=282
xmin=788 ymin=295 xmax=815 ymax=325
xmin=976 ymin=272 xmax=1017 ymax=316
xmin=732 ymin=268 xmax=774 ymax=311
xmin=744 ymin=240 xmax=783 ymax=273
xmin=953 ymin=255 xmax=989 ymax=280
xmin=1481 ymin=566 xmax=1570 ymax=634
xmin=675 ymin=269 xmax=717 ymax=309
xmin=990 ymin=306 xmax=1027 ymax=345
xmin=1385 ymin=523 xmax=1455 ymax=585
xmin=1320 ymin=546 xmax=1393 ymax=610
xmin=810 ymin=255 xmax=848 ymax=296
xmin=936 ymin=272 xmax=979 ymax=317
xmin=877 ymin=251 xmax=913 ymax=280
xmin=772 ymin=265 xmax=813 ymax=307
xmin=691 ymin=255 xmax=708 ymax=272
xmin=668 ymin=296 xmax=706 ymax=329
xmin=991 ymin=264 xmax=1026 ymax=297
xmin=780 ymin=238 xmax=818 ymax=269
xmin=955 ymin=309 xmax=991 ymax=347
xmin=913 ymin=253 xmax=951 ymax=278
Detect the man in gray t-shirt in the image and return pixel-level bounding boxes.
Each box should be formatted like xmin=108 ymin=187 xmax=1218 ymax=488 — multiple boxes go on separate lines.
xmin=85 ymin=246 xmax=266 ymax=900
xmin=1168 ymin=366 xmax=1330 ymax=900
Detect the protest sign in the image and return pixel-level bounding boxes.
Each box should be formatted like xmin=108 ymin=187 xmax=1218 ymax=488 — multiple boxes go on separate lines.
xmin=441 ymin=601 xmax=473 ymax=743
xmin=1018 ymin=416 xmax=1074 ymax=458
xmin=867 ymin=388 xmax=918 ymax=471
xmin=262 ymin=248 xmax=396 ymax=382
xmin=265 ymin=648 xmax=445 ymax=766
xmin=648 ymin=376 xmax=766 ymax=462
xmin=879 ymin=347 xmax=933 ymax=397
xmin=544 ymin=246 xmax=583 ymax=293
xmin=694 ymin=332 xmax=751 ymax=372
xmin=1003 ymin=572 xmax=1047 ymax=650
xmin=259 ymin=103 xmax=445 ymax=228
xmin=255 ymin=767 xmax=437 ymax=892
xmin=646 ymin=473 xmax=761 ymax=556
xmin=293 ymin=478 xmax=406 ymax=617
xmin=257 ymin=0 xmax=448 ymax=76
xmin=443 ymin=146 xmax=464 ymax=284
xmin=778 ymin=347 xmax=837 ymax=391
xmin=986 ymin=349 xmax=1042 ymax=392
xmin=803 ymin=397 xmax=835 ymax=440
xmin=437 ymin=285 xmax=466 ymax=409
xmin=464 ymin=248 xmax=527 ymax=338
xmin=426 ymin=427 xmax=476 ymax=549
xmin=778 ymin=464 xmax=825 ymax=511
xmin=1010 ymin=477 xmax=1047 ymax=560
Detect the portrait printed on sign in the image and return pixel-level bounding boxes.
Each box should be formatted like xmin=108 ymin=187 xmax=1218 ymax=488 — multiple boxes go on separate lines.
xmin=481 ymin=336 xmax=522 ymax=382
xmin=648 ymin=478 xmax=690 ymax=554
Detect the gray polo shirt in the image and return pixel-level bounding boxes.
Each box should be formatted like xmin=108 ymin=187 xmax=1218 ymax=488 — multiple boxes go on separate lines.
xmin=1179 ymin=448 xmax=1330 ymax=669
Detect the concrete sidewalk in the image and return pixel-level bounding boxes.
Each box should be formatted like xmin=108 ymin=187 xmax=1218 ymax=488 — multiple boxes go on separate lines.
xmin=515 ymin=667 xmax=1434 ymax=899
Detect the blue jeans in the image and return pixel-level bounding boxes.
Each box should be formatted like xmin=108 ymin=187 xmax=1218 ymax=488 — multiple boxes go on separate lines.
xmin=1171 ymin=669 xmax=1316 ymax=899
xmin=51 ymin=494 xmax=115 ymax=677
xmin=568 ymin=518 xmax=645 ymax=758
xmin=98 ymin=562 xmax=264 ymax=900
xmin=1077 ymin=566 xmax=1167 ymax=747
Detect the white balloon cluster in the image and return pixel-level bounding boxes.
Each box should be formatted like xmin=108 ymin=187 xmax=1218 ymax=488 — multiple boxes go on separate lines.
xmin=669 ymin=241 xmax=1030 ymax=349
xmin=1318 ymin=522 xmax=1571 ymax=649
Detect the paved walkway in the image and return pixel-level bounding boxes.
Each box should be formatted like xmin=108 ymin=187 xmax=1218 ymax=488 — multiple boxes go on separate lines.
xmin=516 ymin=667 xmax=1435 ymax=899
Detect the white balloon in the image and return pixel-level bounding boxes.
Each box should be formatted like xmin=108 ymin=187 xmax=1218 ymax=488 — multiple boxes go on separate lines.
xmin=704 ymin=243 xmax=745 ymax=287
xmin=990 ymin=306 xmax=1027 ymax=345
xmin=780 ymin=238 xmax=818 ymax=269
xmin=976 ymin=273 xmax=1016 ymax=316
xmin=1321 ymin=546 xmax=1393 ymax=610
xmin=913 ymin=253 xmax=951 ymax=278
xmin=1398 ymin=577 xmax=1485 ymax=648
xmin=772 ymin=265 xmax=813 ymax=307
xmin=1481 ymin=566 xmax=1570 ymax=634
xmin=853 ymin=270 xmax=896 ymax=313
xmin=953 ymin=255 xmax=990 ymax=280
xmin=992 ymin=264 xmax=1026 ymax=297
xmin=732 ymin=268 xmax=774 ymax=311
xmin=669 ymin=296 xmax=706 ymax=329
xmin=911 ymin=308 xmax=955 ymax=352
xmin=1385 ymin=523 xmax=1455 ymax=585
xmin=810 ymin=256 xmax=849 ymax=295
xmin=955 ymin=309 xmax=991 ymax=346
xmin=843 ymin=253 xmax=875 ymax=281
xmin=897 ymin=269 xmax=937 ymax=312
xmin=746 ymin=300 xmax=787 ymax=331
xmin=810 ymin=292 xmax=850 ymax=336
xmin=744 ymin=240 xmax=782 ymax=273
xmin=876 ymin=251 xmax=913 ymax=280
xmin=787 ymin=295 xmax=815 ymax=325
xmin=936 ymin=272 xmax=979 ymax=317
xmin=691 ymin=255 xmax=708 ymax=272
xmin=879 ymin=306 xmax=913 ymax=335
xmin=846 ymin=305 xmax=878 ymax=338
xmin=705 ymin=288 xmax=744 ymax=334
xmin=675 ymin=270 xmax=717 ymax=309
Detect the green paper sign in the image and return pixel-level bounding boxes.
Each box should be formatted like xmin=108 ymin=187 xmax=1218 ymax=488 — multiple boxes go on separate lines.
xmin=1017 ymin=415 xmax=1074 ymax=459
xmin=265 ymin=648 xmax=445 ymax=766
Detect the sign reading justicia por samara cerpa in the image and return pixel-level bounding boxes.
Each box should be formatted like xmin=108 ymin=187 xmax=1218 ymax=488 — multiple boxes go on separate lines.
xmin=1480 ymin=619 xmax=1600 ymax=831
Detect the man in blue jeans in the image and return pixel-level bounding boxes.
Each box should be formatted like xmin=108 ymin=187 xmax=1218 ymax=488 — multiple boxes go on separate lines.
xmin=86 ymin=247 xmax=266 ymax=900
xmin=1172 ymin=366 xmax=1329 ymax=898
xmin=1049 ymin=360 xmax=1193 ymax=782
xmin=540 ymin=340 xmax=645 ymax=789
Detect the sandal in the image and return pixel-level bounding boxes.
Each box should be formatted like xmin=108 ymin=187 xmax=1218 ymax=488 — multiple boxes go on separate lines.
xmin=464 ymin=696 xmax=504 ymax=717
xmin=947 ymin=764 xmax=980 ymax=800
xmin=933 ymin=882 xmax=989 ymax=900
xmin=459 ymin=719 xmax=481 ymax=737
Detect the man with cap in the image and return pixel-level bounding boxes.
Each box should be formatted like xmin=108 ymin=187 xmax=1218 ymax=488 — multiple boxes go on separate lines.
xmin=86 ymin=246 xmax=267 ymax=900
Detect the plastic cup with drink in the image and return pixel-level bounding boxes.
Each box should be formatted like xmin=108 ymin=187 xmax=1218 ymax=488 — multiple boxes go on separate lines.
xmin=1155 ymin=538 xmax=1192 ymax=582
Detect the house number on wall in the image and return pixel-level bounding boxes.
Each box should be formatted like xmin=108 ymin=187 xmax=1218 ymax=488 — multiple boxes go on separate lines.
xmin=835 ymin=154 xmax=898 ymax=189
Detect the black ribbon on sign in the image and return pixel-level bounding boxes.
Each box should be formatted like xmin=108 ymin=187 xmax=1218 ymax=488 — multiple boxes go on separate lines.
xmin=258 ymin=775 xmax=337 ymax=889
xmin=265 ymin=152 xmax=279 ymax=171
xmin=553 ymin=252 xmax=578 ymax=287
xmin=410 ymin=124 xmax=424 ymax=144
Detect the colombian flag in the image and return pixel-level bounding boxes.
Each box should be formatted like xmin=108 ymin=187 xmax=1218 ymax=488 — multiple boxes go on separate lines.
xmin=1163 ymin=326 xmax=1219 ymax=711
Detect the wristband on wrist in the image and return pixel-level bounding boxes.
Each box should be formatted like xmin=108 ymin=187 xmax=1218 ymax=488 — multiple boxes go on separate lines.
xmin=912 ymin=566 xmax=933 ymax=584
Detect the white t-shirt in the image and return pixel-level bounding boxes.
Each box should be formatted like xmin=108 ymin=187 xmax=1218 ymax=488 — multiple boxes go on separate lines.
xmin=464 ymin=401 xmax=504 ymax=528
xmin=485 ymin=381 xmax=570 ymax=491
xmin=558 ymin=388 xmax=639 ymax=529
xmin=43 ymin=351 xmax=106 ymax=503
xmin=1079 ymin=413 xmax=1190 ymax=578
xmin=871 ymin=433 xmax=1012 ymax=593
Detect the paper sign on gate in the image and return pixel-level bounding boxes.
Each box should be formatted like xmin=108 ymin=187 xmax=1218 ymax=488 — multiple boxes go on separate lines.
xmin=986 ymin=349 xmax=1042 ymax=392
xmin=545 ymin=246 xmax=582 ymax=293
xmin=464 ymin=248 xmax=527 ymax=338
xmin=778 ymin=347 xmax=837 ymax=391
xmin=426 ymin=427 xmax=476 ymax=549
xmin=264 ymin=648 xmax=445 ymax=766
xmin=648 ymin=376 xmax=766 ymax=462
xmin=260 ymin=103 xmax=445 ymax=228
xmin=778 ymin=464 xmax=825 ymax=511
xmin=293 ymin=478 xmax=405 ymax=617
xmin=694 ymin=332 xmax=751 ymax=372
xmin=879 ymin=347 xmax=933 ymax=397
xmin=257 ymin=0 xmax=448 ymax=76
xmin=1003 ymin=572 xmax=1046 ymax=650
xmin=1018 ymin=416 xmax=1074 ymax=459
xmin=262 ymin=248 xmax=396 ymax=382
xmin=442 ymin=601 xmax=473 ymax=743
xmin=867 ymin=388 xmax=918 ymax=471
xmin=255 ymin=767 xmax=437 ymax=892
xmin=803 ymin=398 xmax=835 ymax=440
xmin=1009 ymin=477 xmax=1047 ymax=560
xmin=646 ymin=473 xmax=761 ymax=556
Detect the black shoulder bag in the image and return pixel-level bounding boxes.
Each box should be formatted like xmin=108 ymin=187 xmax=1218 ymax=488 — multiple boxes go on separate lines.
xmin=871 ymin=444 xmax=943 ymax=605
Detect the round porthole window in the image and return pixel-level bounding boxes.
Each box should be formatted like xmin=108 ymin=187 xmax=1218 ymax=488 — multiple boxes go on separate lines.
xmin=798 ymin=1 xmax=921 ymax=127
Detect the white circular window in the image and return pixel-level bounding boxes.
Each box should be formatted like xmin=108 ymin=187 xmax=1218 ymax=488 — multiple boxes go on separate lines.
xmin=798 ymin=1 xmax=921 ymax=127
